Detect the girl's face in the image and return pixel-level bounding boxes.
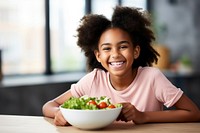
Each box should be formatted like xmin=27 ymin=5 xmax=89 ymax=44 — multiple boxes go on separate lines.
xmin=94 ymin=28 xmax=140 ymax=77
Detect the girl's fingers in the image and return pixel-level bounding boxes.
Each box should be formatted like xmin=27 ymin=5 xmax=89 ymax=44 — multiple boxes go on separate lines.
xmin=54 ymin=111 xmax=67 ymax=126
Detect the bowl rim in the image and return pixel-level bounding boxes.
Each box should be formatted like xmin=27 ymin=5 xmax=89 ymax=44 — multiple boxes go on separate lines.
xmin=59 ymin=105 xmax=122 ymax=112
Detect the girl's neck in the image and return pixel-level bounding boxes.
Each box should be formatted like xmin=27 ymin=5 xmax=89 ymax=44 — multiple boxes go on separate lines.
xmin=109 ymin=68 xmax=138 ymax=91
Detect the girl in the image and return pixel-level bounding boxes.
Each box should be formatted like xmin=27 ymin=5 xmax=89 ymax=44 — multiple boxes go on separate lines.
xmin=42 ymin=6 xmax=200 ymax=126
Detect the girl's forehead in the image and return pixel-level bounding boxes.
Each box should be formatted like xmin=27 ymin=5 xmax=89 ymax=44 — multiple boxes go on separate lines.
xmin=99 ymin=28 xmax=132 ymax=43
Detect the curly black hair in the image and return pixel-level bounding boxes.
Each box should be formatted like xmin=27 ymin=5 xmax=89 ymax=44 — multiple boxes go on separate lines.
xmin=76 ymin=6 xmax=159 ymax=72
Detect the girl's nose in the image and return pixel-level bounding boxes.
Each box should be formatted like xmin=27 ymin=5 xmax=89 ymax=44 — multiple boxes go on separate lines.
xmin=111 ymin=49 xmax=120 ymax=59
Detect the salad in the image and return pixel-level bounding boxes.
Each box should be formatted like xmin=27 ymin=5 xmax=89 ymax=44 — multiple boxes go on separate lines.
xmin=61 ymin=95 xmax=122 ymax=110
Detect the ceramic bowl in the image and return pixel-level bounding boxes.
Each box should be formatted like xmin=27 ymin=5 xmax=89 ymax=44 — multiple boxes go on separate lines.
xmin=59 ymin=106 xmax=122 ymax=130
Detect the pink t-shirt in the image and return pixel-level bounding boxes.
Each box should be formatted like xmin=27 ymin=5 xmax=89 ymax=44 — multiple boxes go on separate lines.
xmin=70 ymin=67 xmax=183 ymax=111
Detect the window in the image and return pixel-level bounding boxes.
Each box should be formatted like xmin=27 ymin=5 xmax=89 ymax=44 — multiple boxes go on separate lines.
xmin=122 ymin=0 xmax=147 ymax=10
xmin=0 ymin=0 xmax=147 ymax=76
xmin=92 ymin=0 xmax=147 ymax=19
xmin=0 ymin=0 xmax=45 ymax=75
xmin=50 ymin=0 xmax=86 ymax=73
xmin=91 ymin=0 xmax=118 ymax=19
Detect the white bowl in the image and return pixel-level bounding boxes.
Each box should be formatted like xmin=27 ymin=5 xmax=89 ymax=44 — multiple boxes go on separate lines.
xmin=59 ymin=106 xmax=122 ymax=130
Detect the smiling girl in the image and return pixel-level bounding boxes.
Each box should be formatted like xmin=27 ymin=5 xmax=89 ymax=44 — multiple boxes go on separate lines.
xmin=42 ymin=6 xmax=200 ymax=126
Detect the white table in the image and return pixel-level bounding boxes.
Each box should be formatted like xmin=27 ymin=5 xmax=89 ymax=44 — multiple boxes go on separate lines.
xmin=0 ymin=115 xmax=200 ymax=133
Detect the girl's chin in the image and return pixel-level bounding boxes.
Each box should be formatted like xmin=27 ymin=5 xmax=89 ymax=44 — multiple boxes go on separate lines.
xmin=109 ymin=69 xmax=126 ymax=76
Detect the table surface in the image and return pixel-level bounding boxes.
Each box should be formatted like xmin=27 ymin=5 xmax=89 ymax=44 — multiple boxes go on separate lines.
xmin=0 ymin=115 xmax=200 ymax=133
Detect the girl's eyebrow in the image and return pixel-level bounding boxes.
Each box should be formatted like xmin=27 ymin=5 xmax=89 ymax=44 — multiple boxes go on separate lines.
xmin=100 ymin=41 xmax=131 ymax=47
xmin=117 ymin=40 xmax=130 ymax=45
xmin=100 ymin=43 xmax=110 ymax=47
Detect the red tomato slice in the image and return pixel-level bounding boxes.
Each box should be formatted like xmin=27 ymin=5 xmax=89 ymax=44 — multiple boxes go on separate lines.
xmin=98 ymin=102 xmax=108 ymax=109
xmin=107 ymin=104 xmax=116 ymax=109
xmin=87 ymin=100 xmax=97 ymax=106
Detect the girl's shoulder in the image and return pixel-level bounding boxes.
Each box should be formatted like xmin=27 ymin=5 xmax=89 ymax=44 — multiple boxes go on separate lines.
xmin=73 ymin=68 xmax=107 ymax=90
xmin=137 ymin=66 xmax=163 ymax=78
xmin=138 ymin=66 xmax=161 ymax=73
xmin=83 ymin=68 xmax=107 ymax=80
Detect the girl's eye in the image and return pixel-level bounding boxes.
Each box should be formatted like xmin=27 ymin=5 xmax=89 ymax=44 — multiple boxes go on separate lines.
xmin=102 ymin=47 xmax=111 ymax=51
xmin=120 ymin=45 xmax=128 ymax=49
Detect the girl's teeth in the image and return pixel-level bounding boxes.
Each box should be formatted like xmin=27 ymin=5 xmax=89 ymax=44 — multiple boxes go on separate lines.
xmin=110 ymin=62 xmax=123 ymax=66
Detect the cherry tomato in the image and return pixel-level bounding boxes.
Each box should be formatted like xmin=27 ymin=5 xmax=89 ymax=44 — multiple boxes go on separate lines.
xmin=87 ymin=100 xmax=97 ymax=106
xmin=98 ymin=102 xmax=108 ymax=109
xmin=107 ymin=104 xmax=116 ymax=109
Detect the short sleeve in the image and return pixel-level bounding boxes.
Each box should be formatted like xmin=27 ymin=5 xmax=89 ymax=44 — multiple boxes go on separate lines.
xmin=70 ymin=69 xmax=97 ymax=97
xmin=153 ymin=69 xmax=183 ymax=108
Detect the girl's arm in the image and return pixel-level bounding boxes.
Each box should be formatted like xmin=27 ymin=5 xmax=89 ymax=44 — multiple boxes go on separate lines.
xmin=120 ymin=94 xmax=200 ymax=123
xmin=144 ymin=94 xmax=200 ymax=123
xmin=42 ymin=90 xmax=72 ymax=118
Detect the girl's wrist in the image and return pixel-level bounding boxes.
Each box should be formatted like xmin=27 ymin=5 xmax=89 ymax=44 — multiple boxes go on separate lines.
xmin=142 ymin=112 xmax=150 ymax=123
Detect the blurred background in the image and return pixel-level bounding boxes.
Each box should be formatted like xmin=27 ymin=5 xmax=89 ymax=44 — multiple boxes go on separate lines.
xmin=0 ymin=0 xmax=199 ymax=116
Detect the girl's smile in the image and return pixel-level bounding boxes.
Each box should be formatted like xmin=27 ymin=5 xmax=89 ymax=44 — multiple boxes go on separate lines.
xmin=109 ymin=61 xmax=125 ymax=70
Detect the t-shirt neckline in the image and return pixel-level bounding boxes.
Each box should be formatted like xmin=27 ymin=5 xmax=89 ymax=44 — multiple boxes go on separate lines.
xmin=106 ymin=67 xmax=141 ymax=93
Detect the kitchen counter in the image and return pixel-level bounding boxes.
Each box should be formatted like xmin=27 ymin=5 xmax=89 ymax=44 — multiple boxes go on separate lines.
xmin=0 ymin=115 xmax=200 ymax=133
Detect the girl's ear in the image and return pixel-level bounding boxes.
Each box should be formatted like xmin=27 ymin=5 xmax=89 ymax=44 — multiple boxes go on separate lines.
xmin=94 ymin=50 xmax=101 ymax=62
xmin=134 ymin=45 xmax=140 ymax=59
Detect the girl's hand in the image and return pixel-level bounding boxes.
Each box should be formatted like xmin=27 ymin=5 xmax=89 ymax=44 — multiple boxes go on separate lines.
xmin=117 ymin=102 xmax=146 ymax=124
xmin=53 ymin=110 xmax=70 ymax=126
